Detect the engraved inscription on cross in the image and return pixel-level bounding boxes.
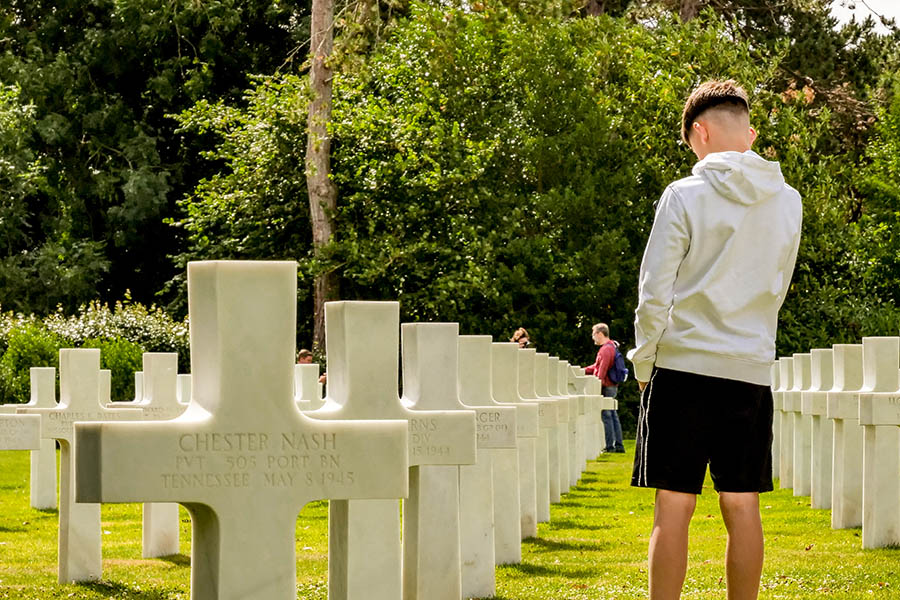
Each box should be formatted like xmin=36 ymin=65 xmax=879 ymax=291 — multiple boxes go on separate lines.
xmin=74 ymin=261 xmax=409 ymax=600
xmin=18 ymin=349 xmax=143 ymax=583
xmin=0 ymin=413 xmax=40 ymax=450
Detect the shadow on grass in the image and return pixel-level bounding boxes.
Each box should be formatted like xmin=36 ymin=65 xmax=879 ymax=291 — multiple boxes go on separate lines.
xmin=546 ymin=518 xmax=611 ymax=532
xmin=74 ymin=579 xmax=182 ymax=599
xmin=0 ymin=524 xmax=26 ymax=532
xmin=158 ymin=553 xmax=191 ymax=567
xmin=501 ymin=560 xmax=598 ymax=580
xmin=526 ymin=536 xmax=615 ymax=553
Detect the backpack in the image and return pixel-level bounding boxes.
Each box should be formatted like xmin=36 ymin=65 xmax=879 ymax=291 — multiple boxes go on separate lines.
xmin=605 ymin=341 xmax=629 ymax=385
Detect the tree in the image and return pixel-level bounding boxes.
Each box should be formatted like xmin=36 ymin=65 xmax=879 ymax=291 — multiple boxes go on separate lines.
xmin=0 ymin=1 xmax=309 ymax=313
xmin=306 ymin=0 xmax=340 ymax=351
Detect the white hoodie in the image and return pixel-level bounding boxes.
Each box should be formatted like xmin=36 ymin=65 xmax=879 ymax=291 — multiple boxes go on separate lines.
xmin=627 ymin=150 xmax=802 ymax=386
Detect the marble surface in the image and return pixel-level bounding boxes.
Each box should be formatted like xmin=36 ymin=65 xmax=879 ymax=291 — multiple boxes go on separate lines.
xmin=309 ymin=302 xmax=476 ymax=600
xmin=74 ymin=261 xmax=409 ymax=600
xmin=856 ymin=337 xmax=900 ymax=548
xmin=791 ymin=354 xmax=812 ymax=497
xmin=19 ymin=349 xmax=144 ymax=583
xmin=826 ymin=344 xmax=864 ymax=529
xmin=777 ymin=357 xmax=795 ymax=488
xmin=803 ymin=349 xmax=834 ymax=509
xmin=491 ymin=342 xmax=538 ymax=540
xmin=517 ymin=348 xmax=554 ymax=523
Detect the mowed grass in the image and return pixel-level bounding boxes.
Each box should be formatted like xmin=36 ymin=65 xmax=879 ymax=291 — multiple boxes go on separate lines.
xmin=0 ymin=442 xmax=897 ymax=599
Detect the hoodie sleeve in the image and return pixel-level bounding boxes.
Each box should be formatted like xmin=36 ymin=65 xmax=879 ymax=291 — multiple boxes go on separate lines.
xmin=627 ymin=186 xmax=691 ymax=382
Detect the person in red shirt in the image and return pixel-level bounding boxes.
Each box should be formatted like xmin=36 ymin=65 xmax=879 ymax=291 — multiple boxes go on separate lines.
xmin=584 ymin=323 xmax=625 ymax=453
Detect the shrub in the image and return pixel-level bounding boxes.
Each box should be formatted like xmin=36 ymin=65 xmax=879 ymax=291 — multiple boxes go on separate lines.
xmin=44 ymin=300 xmax=190 ymax=372
xmin=0 ymin=320 xmax=61 ymax=405
xmin=81 ymin=337 xmax=145 ymax=403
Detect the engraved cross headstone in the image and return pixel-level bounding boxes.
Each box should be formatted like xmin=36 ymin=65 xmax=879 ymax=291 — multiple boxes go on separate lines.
xmin=491 ymin=342 xmax=540 ymax=540
xmin=857 ymin=337 xmax=900 ymax=548
xmin=295 ymin=363 xmax=325 ymax=411
xmin=0 ymin=367 xmax=58 ymax=509
xmin=517 ymin=348 xmax=557 ymax=523
xmin=308 ymin=301 xmax=475 ymax=600
xmin=534 ymin=352 xmax=571 ymax=500
xmin=801 ymin=349 xmax=833 ymax=509
xmin=400 ymin=322 xmax=478 ymax=600
xmin=770 ymin=360 xmax=781 ymax=484
xmin=108 ymin=352 xmax=187 ymax=558
xmin=826 ymin=343 xmax=864 ymax=529
xmin=74 ymin=261 xmax=409 ymax=600
xmin=777 ymin=357 xmax=795 ymax=488
xmin=457 ymin=334 xmax=517 ymax=596
xmin=554 ymin=359 xmax=583 ymax=487
xmin=18 ymin=349 xmax=143 ymax=583
xmin=791 ymin=353 xmax=813 ymax=496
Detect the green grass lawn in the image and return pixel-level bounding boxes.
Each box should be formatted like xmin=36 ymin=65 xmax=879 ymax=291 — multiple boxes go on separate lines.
xmin=1 ymin=442 xmax=897 ymax=598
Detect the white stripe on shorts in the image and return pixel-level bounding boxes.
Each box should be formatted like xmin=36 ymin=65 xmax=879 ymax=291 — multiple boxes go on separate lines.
xmin=639 ymin=369 xmax=659 ymax=487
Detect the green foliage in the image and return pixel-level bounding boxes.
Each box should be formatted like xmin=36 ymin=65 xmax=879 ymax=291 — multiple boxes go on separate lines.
xmin=81 ymin=337 xmax=144 ymax=402
xmin=0 ymin=299 xmax=189 ymax=405
xmin=0 ymin=0 xmax=310 ymax=312
xmin=0 ymin=319 xmax=61 ymax=405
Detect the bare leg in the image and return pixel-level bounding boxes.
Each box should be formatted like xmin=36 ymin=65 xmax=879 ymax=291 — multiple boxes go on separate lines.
xmin=719 ymin=492 xmax=763 ymax=600
xmin=649 ymin=489 xmax=696 ymax=600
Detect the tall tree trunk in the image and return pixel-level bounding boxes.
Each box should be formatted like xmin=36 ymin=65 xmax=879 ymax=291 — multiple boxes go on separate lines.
xmin=306 ymin=0 xmax=338 ymax=351
xmin=679 ymin=0 xmax=700 ymax=21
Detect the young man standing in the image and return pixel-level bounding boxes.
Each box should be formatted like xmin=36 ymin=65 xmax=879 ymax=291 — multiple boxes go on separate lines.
xmin=585 ymin=323 xmax=625 ymax=453
xmin=628 ymin=80 xmax=802 ymax=600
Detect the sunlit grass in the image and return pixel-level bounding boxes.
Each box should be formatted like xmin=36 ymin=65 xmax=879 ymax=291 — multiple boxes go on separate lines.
xmin=1 ymin=443 xmax=897 ymax=598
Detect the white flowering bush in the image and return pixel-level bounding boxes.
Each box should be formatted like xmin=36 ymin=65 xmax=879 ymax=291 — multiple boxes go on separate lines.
xmin=0 ymin=301 xmax=189 ymax=404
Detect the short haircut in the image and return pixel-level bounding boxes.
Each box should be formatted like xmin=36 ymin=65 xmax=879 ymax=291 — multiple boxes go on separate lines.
xmin=593 ymin=323 xmax=609 ymax=337
xmin=681 ymin=80 xmax=750 ymax=144
xmin=297 ymin=349 xmax=313 ymax=360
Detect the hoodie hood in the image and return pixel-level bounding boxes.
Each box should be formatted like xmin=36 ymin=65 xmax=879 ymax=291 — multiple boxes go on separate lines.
xmin=692 ymin=150 xmax=786 ymax=205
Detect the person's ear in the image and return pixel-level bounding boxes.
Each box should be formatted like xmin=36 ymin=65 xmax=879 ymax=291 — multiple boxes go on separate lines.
xmin=692 ymin=121 xmax=709 ymax=144
xmin=748 ymin=125 xmax=758 ymax=146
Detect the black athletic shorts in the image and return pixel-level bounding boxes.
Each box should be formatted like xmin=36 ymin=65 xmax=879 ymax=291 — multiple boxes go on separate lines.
xmin=631 ymin=367 xmax=774 ymax=495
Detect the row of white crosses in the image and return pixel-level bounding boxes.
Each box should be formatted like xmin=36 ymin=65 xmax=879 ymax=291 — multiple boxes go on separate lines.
xmin=772 ymin=336 xmax=900 ymax=549
xmin=0 ymin=260 xmax=614 ymax=600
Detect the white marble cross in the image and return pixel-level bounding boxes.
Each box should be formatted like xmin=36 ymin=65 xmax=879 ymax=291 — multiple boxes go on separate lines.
xmin=177 ymin=373 xmax=191 ymax=405
xmin=109 ymin=352 xmax=188 ymax=559
xmin=294 ymin=364 xmax=325 ymax=411
xmin=790 ymin=353 xmax=813 ymax=496
xmin=308 ymin=301 xmax=475 ymax=600
xmin=517 ymin=348 xmax=557 ymax=523
xmin=534 ymin=352 xmax=571 ymax=501
xmin=568 ymin=367 xmax=606 ymax=463
xmin=801 ymin=349 xmax=834 ymax=509
xmin=857 ymin=336 xmax=900 ymax=548
xmin=491 ymin=342 xmax=540 ymax=540
xmin=18 ymin=349 xmax=143 ymax=583
xmin=0 ymin=367 xmax=58 ymax=509
xmin=73 ymin=261 xmax=409 ymax=600
xmin=554 ymin=359 xmax=583 ymax=487
xmin=777 ymin=357 xmax=795 ymax=488
xmin=132 ymin=371 xmax=144 ymax=403
xmin=826 ymin=343 xmax=864 ymax=529
xmin=400 ymin=322 xmax=478 ymax=600
xmin=770 ymin=360 xmax=781 ymax=485
xmin=457 ymin=334 xmax=517 ymax=597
